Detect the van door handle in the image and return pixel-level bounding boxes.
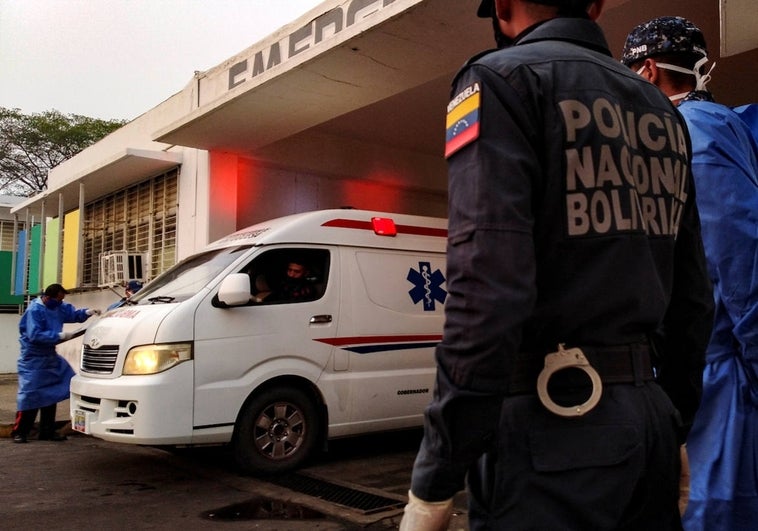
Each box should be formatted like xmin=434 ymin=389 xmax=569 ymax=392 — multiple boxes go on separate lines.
xmin=310 ymin=315 xmax=332 ymax=324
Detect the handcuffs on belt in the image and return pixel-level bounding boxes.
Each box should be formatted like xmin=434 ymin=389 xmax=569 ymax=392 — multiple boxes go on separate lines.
xmin=536 ymin=344 xmax=602 ymax=417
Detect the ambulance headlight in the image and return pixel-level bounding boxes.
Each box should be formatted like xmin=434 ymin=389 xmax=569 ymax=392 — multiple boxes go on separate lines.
xmin=123 ymin=343 xmax=192 ymax=375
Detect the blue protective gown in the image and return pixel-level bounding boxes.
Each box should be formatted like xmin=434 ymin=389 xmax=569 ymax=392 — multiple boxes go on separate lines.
xmin=733 ymin=104 xmax=758 ymax=135
xmin=680 ymin=98 xmax=758 ymax=530
xmin=17 ymin=297 xmax=90 ymax=411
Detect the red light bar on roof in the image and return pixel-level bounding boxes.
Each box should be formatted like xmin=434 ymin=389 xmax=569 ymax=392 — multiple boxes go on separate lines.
xmin=321 ymin=217 xmax=447 ymax=237
xmin=371 ymin=217 xmax=397 ymax=236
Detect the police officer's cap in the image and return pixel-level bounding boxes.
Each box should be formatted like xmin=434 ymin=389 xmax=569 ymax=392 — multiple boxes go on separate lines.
xmin=476 ymin=0 xmax=593 ymax=18
xmin=126 ymin=280 xmax=143 ymax=293
xmin=621 ymin=16 xmax=707 ymax=66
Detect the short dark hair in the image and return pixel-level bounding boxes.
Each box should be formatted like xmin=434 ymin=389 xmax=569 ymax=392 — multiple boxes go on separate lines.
xmin=288 ymin=257 xmax=309 ymax=270
xmin=44 ymin=283 xmax=68 ymax=298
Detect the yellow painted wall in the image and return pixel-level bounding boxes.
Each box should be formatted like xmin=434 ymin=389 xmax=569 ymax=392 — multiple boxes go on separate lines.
xmin=43 ymin=218 xmax=60 ymax=287
xmin=62 ymin=210 xmax=80 ymax=288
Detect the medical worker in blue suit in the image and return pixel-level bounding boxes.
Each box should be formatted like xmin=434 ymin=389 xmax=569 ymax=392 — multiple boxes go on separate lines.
xmin=623 ymin=17 xmax=758 ymax=530
xmin=11 ymin=283 xmax=100 ymax=443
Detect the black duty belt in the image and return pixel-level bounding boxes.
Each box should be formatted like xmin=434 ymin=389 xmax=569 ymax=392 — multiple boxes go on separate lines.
xmin=506 ymin=343 xmax=655 ymax=396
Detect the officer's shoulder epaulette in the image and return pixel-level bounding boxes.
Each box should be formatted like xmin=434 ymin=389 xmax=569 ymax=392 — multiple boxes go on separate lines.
xmin=451 ymin=48 xmax=499 ymax=86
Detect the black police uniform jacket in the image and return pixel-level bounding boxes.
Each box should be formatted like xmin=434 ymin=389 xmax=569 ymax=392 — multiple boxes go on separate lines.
xmin=410 ymin=16 xmax=714 ymax=503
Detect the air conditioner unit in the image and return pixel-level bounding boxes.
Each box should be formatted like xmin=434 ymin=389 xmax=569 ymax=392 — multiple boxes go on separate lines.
xmin=99 ymin=251 xmax=149 ymax=287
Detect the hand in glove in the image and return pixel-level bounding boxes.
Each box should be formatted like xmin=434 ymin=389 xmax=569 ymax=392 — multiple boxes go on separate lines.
xmin=398 ymin=490 xmax=453 ymax=531
xmin=86 ymin=308 xmax=102 ymax=316
xmin=58 ymin=331 xmax=74 ymax=342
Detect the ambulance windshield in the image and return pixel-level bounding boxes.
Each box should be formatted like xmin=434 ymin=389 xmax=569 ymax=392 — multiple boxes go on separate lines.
xmin=131 ymin=245 xmax=252 ymax=303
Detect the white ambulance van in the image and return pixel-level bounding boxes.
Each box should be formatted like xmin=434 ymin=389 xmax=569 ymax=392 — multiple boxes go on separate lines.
xmin=70 ymin=209 xmax=447 ymax=473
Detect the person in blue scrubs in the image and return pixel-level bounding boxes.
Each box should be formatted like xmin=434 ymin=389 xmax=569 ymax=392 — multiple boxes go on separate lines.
xmin=11 ymin=283 xmax=99 ymax=443
xmin=623 ymin=17 xmax=758 ymax=530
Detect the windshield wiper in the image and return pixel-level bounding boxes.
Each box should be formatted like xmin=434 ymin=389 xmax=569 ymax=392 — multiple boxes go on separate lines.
xmin=147 ymin=296 xmax=175 ymax=304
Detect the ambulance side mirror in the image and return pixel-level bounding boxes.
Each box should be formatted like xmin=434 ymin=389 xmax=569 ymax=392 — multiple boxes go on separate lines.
xmin=217 ymin=273 xmax=252 ymax=306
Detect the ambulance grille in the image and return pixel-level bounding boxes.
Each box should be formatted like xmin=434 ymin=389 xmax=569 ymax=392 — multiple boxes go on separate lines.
xmin=81 ymin=345 xmax=119 ymax=374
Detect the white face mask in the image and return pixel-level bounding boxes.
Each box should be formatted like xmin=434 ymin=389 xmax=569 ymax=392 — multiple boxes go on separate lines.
xmin=639 ymin=56 xmax=716 ymax=102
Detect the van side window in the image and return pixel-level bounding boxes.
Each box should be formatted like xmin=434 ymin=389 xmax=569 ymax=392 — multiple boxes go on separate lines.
xmin=240 ymin=248 xmax=330 ymax=304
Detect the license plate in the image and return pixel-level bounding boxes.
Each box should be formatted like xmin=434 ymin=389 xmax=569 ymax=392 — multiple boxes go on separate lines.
xmin=72 ymin=409 xmax=91 ymax=434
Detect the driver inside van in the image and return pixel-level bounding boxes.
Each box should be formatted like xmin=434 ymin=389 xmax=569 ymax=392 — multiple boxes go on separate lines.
xmin=276 ymin=258 xmax=315 ymax=302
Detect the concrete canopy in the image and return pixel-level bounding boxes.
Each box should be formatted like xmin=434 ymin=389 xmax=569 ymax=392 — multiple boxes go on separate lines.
xmin=12 ymin=149 xmax=182 ymax=217
xmin=154 ymin=0 xmax=757 ymax=189
xmin=155 ymin=0 xmax=489 ymax=158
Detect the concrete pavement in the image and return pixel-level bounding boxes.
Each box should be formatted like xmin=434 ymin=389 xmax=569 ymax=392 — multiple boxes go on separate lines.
xmin=0 ymin=373 xmax=18 ymax=425
xmin=0 ymin=372 xmax=471 ymax=530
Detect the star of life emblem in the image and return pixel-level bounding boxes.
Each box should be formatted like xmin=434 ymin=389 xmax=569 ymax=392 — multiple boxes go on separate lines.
xmin=407 ymin=262 xmax=447 ymax=311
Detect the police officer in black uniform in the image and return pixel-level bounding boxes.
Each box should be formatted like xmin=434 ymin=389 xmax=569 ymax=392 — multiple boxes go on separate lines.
xmin=400 ymin=1 xmax=714 ymax=529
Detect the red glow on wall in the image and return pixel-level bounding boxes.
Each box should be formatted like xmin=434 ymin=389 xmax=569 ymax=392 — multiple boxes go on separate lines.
xmin=208 ymin=152 xmax=239 ymax=241
xmin=340 ymin=178 xmax=403 ymax=212
xmin=236 ymin=158 xmax=267 ymax=228
xmin=209 ymin=152 xmax=239 ymax=207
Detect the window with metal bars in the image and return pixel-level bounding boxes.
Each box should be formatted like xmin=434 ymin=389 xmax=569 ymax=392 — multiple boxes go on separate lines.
xmin=0 ymin=220 xmax=26 ymax=251
xmin=81 ymin=168 xmax=178 ymax=286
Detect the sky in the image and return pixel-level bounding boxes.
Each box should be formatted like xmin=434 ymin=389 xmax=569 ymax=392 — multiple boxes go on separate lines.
xmin=0 ymin=0 xmax=324 ymax=121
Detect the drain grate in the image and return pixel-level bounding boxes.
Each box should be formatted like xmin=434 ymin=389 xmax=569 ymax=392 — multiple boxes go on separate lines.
xmin=268 ymin=473 xmax=405 ymax=515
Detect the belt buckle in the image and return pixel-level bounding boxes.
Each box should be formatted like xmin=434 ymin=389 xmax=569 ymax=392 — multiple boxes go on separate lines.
xmin=536 ymin=344 xmax=602 ymax=417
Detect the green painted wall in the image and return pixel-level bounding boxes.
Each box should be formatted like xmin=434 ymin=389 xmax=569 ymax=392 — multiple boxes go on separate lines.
xmin=0 ymin=251 xmax=24 ymax=304
xmin=28 ymin=224 xmax=41 ymax=295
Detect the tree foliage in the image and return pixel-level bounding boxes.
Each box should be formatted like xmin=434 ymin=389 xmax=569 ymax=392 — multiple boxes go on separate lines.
xmin=0 ymin=107 xmax=127 ymax=197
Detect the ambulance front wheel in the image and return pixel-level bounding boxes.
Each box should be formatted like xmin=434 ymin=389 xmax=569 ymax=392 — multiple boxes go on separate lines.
xmin=234 ymin=386 xmax=320 ymax=474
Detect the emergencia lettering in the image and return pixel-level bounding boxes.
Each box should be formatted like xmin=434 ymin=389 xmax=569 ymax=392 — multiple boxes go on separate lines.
xmin=228 ymin=0 xmax=397 ymax=91
xmin=220 ymin=228 xmax=270 ymax=243
xmin=558 ymin=97 xmax=689 ymax=237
